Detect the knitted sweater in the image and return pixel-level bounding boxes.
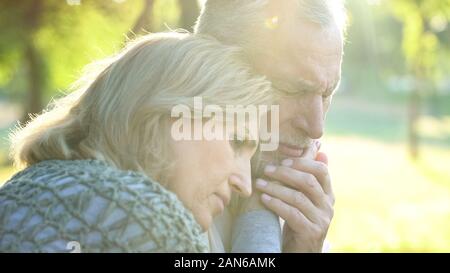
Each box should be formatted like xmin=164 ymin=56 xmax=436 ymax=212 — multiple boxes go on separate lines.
xmin=0 ymin=159 xmax=209 ymax=253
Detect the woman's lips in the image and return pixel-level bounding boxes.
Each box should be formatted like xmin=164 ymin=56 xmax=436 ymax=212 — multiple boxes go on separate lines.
xmin=278 ymin=142 xmax=304 ymax=157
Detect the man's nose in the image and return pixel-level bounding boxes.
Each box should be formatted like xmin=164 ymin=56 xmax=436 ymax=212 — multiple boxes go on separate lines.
xmin=291 ymin=95 xmax=324 ymax=139
xmin=229 ymin=158 xmax=252 ymax=197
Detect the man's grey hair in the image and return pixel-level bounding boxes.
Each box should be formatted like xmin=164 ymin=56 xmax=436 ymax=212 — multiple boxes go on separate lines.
xmin=194 ymin=0 xmax=347 ymax=55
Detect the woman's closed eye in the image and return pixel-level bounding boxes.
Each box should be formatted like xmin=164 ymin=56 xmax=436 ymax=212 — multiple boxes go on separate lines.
xmin=229 ymin=138 xmax=257 ymax=154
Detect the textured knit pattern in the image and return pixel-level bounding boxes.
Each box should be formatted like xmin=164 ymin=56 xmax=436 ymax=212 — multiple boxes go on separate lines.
xmin=0 ymin=159 xmax=209 ymax=253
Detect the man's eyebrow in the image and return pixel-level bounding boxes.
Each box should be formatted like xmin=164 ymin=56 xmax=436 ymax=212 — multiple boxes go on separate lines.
xmin=296 ymin=79 xmax=340 ymax=95
xmin=272 ymin=78 xmax=339 ymax=95
xmin=271 ymin=78 xmax=314 ymax=94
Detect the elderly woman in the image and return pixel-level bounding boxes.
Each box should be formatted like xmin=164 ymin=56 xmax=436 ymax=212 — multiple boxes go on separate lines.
xmin=0 ymin=33 xmax=273 ymax=252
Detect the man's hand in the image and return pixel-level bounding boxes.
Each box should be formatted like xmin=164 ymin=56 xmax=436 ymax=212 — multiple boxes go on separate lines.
xmin=255 ymin=141 xmax=335 ymax=252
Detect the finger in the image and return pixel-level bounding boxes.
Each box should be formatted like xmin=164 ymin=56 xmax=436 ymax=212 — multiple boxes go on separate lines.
xmin=300 ymin=140 xmax=320 ymax=160
xmin=260 ymin=193 xmax=313 ymax=232
xmin=316 ymin=152 xmax=328 ymax=166
xmin=280 ymin=157 xmax=332 ymax=196
xmin=262 ymin=165 xmax=326 ymax=207
xmin=255 ymin=179 xmax=319 ymax=223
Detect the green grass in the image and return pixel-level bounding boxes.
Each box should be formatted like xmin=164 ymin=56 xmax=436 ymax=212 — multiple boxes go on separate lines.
xmin=324 ymin=96 xmax=450 ymax=252
xmin=325 ymin=96 xmax=407 ymax=142
xmin=324 ymin=136 xmax=450 ymax=252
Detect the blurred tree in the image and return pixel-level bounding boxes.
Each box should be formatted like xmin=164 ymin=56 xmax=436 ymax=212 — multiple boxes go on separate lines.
xmin=0 ymin=0 xmax=136 ymax=122
xmin=128 ymin=0 xmax=154 ymax=36
xmin=343 ymin=0 xmax=406 ymax=95
xmin=23 ymin=1 xmax=46 ymax=121
xmin=178 ymin=0 xmax=200 ymax=31
xmin=0 ymin=0 xmax=47 ymax=122
xmin=0 ymin=0 xmax=202 ymax=125
xmin=388 ymin=0 xmax=450 ymax=159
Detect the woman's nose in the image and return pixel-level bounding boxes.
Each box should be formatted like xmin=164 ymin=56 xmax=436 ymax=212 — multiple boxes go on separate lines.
xmin=229 ymin=158 xmax=252 ymax=197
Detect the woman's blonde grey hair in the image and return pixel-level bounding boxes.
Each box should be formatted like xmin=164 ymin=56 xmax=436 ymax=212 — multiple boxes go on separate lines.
xmin=9 ymin=32 xmax=273 ymax=184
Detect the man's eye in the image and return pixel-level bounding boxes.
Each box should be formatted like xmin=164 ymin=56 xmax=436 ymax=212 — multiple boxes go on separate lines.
xmin=322 ymin=93 xmax=332 ymax=99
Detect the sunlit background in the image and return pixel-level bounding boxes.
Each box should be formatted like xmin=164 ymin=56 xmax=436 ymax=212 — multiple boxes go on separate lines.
xmin=0 ymin=0 xmax=449 ymax=252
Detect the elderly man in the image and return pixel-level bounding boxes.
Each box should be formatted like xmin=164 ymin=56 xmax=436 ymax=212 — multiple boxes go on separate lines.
xmin=195 ymin=0 xmax=346 ymax=252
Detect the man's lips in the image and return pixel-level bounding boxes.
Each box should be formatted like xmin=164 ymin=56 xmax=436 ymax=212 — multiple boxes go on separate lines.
xmin=278 ymin=142 xmax=305 ymax=157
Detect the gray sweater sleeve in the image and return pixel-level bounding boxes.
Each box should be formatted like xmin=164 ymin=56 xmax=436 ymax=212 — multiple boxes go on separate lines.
xmin=230 ymin=209 xmax=282 ymax=253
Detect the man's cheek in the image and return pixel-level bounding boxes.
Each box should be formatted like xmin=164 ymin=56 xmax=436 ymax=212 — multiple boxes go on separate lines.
xmin=323 ymin=99 xmax=332 ymax=117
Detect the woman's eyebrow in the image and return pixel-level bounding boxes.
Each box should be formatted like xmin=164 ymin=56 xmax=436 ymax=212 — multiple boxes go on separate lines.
xmin=247 ymin=139 xmax=258 ymax=149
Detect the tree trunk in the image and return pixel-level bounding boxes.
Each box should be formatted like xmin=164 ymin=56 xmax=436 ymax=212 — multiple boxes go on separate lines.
xmin=21 ymin=0 xmax=44 ymax=123
xmin=178 ymin=0 xmax=200 ymax=31
xmin=22 ymin=41 xmax=44 ymax=123
xmin=408 ymin=87 xmax=420 ymax=160
xmin=129 ymin=0 xmax=154 ymax=36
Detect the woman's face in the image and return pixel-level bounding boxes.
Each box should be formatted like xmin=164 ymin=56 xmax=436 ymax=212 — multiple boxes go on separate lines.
xmin=168 ymin=118 xmax=258 ymax=230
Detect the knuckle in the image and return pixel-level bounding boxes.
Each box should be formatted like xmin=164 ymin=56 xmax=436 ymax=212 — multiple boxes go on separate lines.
xmin=329 ymin=193 xmax=336 ymax=206
xmin=323 ymin=199 xmax=334 ymax=214
xmin=268 ymin=197 xmax=282 ymax=210
xmin=277 ymin=166 xmax=292 ymax=180
xmin=271 ymin=196 xmax=281 ymax=206
xmin=292 ymin=192 xmax=305 ymax=206
xmin=280 ymin=165 xmax=294 ymax=173
xmin=311 ymin=224 xmax=324 ymax=240
xmin=288 ymin=206 xmax=300 ymax=220
xmin=316 ymin=161 xmax=328 ymax=176
xmin=329 ymin=207 xmax=335 ymax=220
xmin=318 ymin=218 xmax=329 ymax=232
xmin=304 ymin=173 xmax=317 ymax=188
xmin=293 ymin=157 xmax=306 ymax=167
xmin=319 ymin=211 xmax=333 ymax=228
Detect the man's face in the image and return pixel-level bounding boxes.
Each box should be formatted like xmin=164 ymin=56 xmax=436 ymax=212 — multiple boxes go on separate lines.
xmin=254 ymin=14 xmax=343 ymax=161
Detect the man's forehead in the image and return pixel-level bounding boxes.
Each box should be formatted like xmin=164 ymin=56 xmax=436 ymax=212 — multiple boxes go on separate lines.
xmin=251 ymin=16 xmax=343 ymax=94
xmin=291 ymin=25 xmax=343 ymax=55
xmin=268 ymin=45 xmax=342 ymax=94
xmin=268 ymin=12 xmax=344 ymax=55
